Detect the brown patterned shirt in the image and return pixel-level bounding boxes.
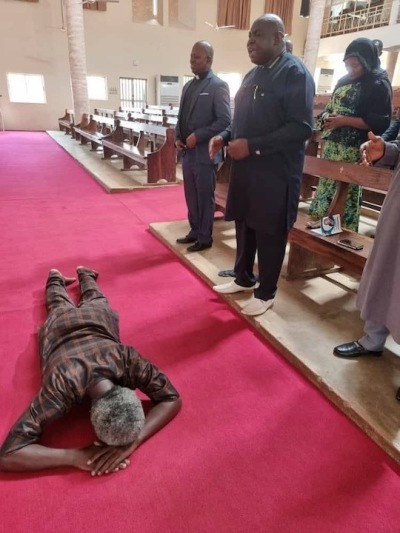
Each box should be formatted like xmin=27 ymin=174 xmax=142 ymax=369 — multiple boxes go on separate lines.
xmin=0 ymin=303 xmax=180 ymax=456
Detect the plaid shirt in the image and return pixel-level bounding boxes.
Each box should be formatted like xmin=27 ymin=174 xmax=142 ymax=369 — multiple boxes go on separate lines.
xmin=0 ymin=303 xmax=179 ymax=456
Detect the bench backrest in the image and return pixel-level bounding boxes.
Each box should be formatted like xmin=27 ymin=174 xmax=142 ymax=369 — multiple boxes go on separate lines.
xmin=94 ymin=108 xmax=115 ymax=117
xmin=165 ymin=116 xmax=178 ymax=127
xmin=92 ymin=114 xmax=116 ymax=127
xmin=128 ymin=111 xmax=148 ymax=122
xmin=303 ymin=155 xmax=392 ymax=218
xmin=165 ymin=108 xmax=179 ymax=117
xmin=303 ymin=156 xmax=392 ymax=192
xmin=144 ymin=107 xmax=165 ymax=116
xmin=116 ymin=119 xmax=174 ymax=151
xmin=119 ymin=120 xmax=166 ymax=137
xmin=120 ymin=106 xmax=145 ymax=114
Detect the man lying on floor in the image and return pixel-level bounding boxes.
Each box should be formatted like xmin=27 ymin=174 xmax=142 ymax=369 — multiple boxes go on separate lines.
xmin=0 ymin=267 xmax=181 ymax=476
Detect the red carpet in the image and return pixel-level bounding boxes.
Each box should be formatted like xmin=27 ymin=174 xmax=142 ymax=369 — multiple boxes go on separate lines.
xmin=0 ymin=131 xmax=399 ymax=533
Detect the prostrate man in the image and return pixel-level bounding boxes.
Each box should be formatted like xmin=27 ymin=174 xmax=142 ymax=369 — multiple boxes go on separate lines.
xmin=0 ymin=267 xmax=181 ymax=475
xmin=175 ymin=40 xmax=231 ymax=252
xmin=210 ymin=14 xmax=315 ymax=316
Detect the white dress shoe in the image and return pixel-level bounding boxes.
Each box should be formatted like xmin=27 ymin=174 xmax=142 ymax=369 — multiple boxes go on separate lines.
xmin=241 ymin=296 xmax=274 ymax=316
xmin=213 ymin=280 xmax=254 ymax=294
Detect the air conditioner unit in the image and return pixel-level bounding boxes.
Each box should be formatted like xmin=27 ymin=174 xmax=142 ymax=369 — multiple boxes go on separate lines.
xmin=156 ymin=75 xmax=179 ymax=106
xmin=317 ymin=68 xmax=334 ymax=94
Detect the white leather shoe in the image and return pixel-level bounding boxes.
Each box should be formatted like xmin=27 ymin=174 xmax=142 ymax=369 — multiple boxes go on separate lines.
xmin=213 ymin=280 xmax=254 ymax=294
xmin=241 ymin=296 xmax=274 ymax=316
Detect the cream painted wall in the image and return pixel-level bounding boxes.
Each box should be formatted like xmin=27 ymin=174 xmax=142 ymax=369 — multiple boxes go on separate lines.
xmin=0 ymin=1 xmax=398 ymax=131
xmin=0 ymin=0 xmax=310 ymax=131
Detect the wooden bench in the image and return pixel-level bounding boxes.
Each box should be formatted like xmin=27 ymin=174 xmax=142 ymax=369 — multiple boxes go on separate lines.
xmin=300 ymin=130 xmax=388 ymax=215
xmin=94 ymin=108 xmax=115 ymax=118
xmin=214 ymin=152 xmax=392 ymax=280
xmin=72 ymin=113 xmax=90 ymax=141
xmin=286 ymin=155 xmax=392 ymax=279
xmin=74 ymin=114 xmax=116 ymax=150
xmin=101 ymin=119 xmax=177 ymax=183
xmin=58 ymin=109 xmax=74 ymax=135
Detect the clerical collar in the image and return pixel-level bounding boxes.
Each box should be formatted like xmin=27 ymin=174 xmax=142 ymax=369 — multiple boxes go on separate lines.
xmin=195 ymin=71 xmax=209 ymax=80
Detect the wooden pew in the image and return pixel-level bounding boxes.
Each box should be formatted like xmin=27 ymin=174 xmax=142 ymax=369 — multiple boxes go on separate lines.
xmin=94 ymin=108 xmax=115 ymax=118
xmin=58 ymin=109 xmax=74 ymax=135
xmin=213 ymin=150 xmax=392 ymax=280
xmin=101 ymin=119 xmax=177 ymax=183
xmin=72 ymin=113 xmax=90 ymax=141
xmin=286 ymin=156 xmax=392 ymax=279
xmin=74 ymin=114 xmax=116 ymax=150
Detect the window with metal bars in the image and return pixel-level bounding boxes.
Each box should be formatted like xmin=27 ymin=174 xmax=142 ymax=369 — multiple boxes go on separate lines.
xmin=119 ymin=77 xmax=147 ymax=110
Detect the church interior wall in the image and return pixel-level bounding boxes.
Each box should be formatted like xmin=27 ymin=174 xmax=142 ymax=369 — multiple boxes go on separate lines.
xmin=0 ymin=0 xmax=308 ymax=131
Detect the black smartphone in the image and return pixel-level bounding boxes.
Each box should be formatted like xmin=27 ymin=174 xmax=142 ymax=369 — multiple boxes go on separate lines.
xmin=337 ymin=238 xmax=364 ymax=251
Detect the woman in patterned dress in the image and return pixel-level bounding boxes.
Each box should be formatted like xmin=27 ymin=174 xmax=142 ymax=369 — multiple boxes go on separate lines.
xmin=308 ymin=38 xmax=392 ymax=230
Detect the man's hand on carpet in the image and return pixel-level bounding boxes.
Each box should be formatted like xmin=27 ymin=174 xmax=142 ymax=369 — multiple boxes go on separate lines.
xmin=87 ymin=441 xmax=136 ymax=476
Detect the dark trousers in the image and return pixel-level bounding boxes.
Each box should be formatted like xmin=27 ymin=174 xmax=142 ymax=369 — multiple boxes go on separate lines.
xmin=234 ymin=220 xmax=288 ymax=301
xmin=181 ymin=149 xmax=217 ymax=245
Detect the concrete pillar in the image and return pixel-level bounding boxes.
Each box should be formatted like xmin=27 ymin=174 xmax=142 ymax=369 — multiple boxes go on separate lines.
xmin=303 ymin=0 xmax=326 ymax=77
xmin=389 ymin=0 xmax=400 ymax=25
xmin=64 ymin=0 xmax=89 ymax=124
xmin=386 ymin=51 xmax=399 ymax=83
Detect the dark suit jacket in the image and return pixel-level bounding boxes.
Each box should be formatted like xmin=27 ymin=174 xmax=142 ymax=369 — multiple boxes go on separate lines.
xmin=176 ymin=70 xmax=231 ymax=165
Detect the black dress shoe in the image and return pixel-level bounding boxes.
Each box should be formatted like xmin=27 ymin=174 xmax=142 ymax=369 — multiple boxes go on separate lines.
xmin=187 ymin=241 xmax=212 ymax=252
xmin=218 ymin=269 xmax=259 ymax=283
xmin=218 ymin=269 xmax=236 ymax=277
xmin=176 ymin=236 xmax=197 ymax=244
xmin=333 ymin=341 xmax=382 ymax=358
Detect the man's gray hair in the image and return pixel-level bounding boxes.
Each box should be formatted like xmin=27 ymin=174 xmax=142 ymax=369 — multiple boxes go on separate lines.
xmin=91 ymin=386 xmax=145 ymax=446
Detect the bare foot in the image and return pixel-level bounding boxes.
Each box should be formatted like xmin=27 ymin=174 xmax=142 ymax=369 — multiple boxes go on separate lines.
xmin=76 ymin=266 xmax=99 ymax=279
xmin=49 ymin=269 xmax=76 ymax=286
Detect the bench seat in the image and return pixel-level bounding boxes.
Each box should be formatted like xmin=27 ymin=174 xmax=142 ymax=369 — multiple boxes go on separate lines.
xmin=287 ymin=210 xmax=373 ymax=279
xmin=102 ymin=139 xmax=149 ymax=168
xmin=101 ymin=120 xmax=177 ymax=183
xmin=58 ymin=109 xmax=74 ymax=135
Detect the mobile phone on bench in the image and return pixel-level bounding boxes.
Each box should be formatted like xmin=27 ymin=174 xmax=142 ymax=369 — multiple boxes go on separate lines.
xmin=337 ymin=238 xmax=364 ymax=251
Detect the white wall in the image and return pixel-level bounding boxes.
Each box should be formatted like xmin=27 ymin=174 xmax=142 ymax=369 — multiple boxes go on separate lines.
xmin=0 ymin=0 xmax=312 ymax=131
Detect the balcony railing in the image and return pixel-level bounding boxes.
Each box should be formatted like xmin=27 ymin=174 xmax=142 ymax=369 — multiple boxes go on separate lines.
xmin=321 ymin=4 xmax=392 ymax=37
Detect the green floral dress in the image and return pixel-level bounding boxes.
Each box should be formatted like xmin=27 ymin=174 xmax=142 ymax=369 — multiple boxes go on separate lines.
xmin=308 ymin=82 xmax=367 ymax=231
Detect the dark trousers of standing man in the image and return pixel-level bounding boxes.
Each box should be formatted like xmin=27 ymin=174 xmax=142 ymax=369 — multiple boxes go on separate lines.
xmin=234 ymin=220 xmax=288 ymax=301
xmin=182 ymin=149 xmax=217 ymax=246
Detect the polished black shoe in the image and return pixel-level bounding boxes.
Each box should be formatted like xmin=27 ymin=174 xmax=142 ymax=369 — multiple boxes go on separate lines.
xmin=333 ymin=341 xmax=382 ymax=358
xmin=218 ymin=269 xmax=259 ymax=283
xmin=218 ymin=269 xmax=236 ymax=277
xmin=176 ymin=235 xmax=197 ymax=244
xmin=187 ymin=241 xmax=212 ymax=252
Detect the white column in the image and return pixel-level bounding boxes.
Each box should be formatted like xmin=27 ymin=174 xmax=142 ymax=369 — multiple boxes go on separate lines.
xmin=303 ymin=0 xmax=326 ymax=77
xmin=389 ymin=0 xmax=400 ymax=25
xmin=386 ymin=51 xmax=399 ymax=83
xmin=64 ymin=0 xmax=89 ymax=124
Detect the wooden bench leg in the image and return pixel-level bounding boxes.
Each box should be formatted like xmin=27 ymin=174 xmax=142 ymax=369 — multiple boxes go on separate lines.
xmin=90 ymin=141 xmax=101 ymax=151
xmin=122 ymin=156 xmax=144 ymax=171
xmin=286 ymin=243 xmax=339 ymax=280
xmin=103 ymin=145 xmax=117 ymax=160
xmin=146 ymin=157 xmax=158 ymax=183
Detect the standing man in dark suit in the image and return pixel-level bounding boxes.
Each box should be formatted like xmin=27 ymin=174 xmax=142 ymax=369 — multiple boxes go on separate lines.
xmin=210 ymin=14 xmax=315 ymax=316
xmin=175 ymin=41 xmax=231 ymax=252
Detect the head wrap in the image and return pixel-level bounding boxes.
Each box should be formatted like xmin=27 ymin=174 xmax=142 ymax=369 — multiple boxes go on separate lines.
xmin=343 ymin=37 xmax=379 ymax=73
